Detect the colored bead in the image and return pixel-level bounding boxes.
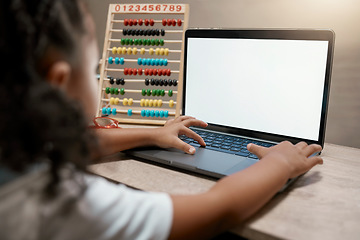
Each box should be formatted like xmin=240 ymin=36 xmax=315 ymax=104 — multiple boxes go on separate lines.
xmin=124 ymin=38 xmax=129 ymax=45
xmin=160 ymin=110 xmax=164 ymax=118
xmin=144 ymin=19 xmax=149 ymax=26
xmin=153 ymin=69 xmax=158 ymax=76
xmin=153 ymin=99 xmax=158 ymax=106
xmin=115 ymin=88 xmax=119 ymax=95
xmin=173 ymin=79 xmax=178 ymax=86
xmin=177 ymin=19 xmax=182 ymax=26
xmin=145 ymin=78 xmax=149 ymax=86
xmin=146 ymin=89 xmax=151 ymax=96
xmin=132 ymin=47 xmax=137 ymax=54
xmin=150 ymin=110 xmax=155 ymax=117
xmin=141 ymin=58 xmax=146 ymax=65
xmin=164 ymin=111 xmax=169 ymax=118
xmin=149 ymin=99 xmax=154 ymax=107
xmin=160 ymin=48 xmax=164 ymax=55
xmin=114 ymin=98 xmax=120 ymax=105
xmin=112 ymin=47 xmax=117 ymax=54
xmin=108 ymin=57 xmax=113 ymax=64
xmin=133 ymin=19 xmax=138 ymax=26
xmin=151 ymin=79 xmax=155 ymax=85
xmin=149 ymin=48 xmax=154 ymax=55
xmin=127 ymin=48 xmax=132 ymax=55
xmin=172 ymin=19 xmax=176 ymax=26
xmin=164 ymin=48 xmax=169 ymax=56
xmin=123 ymin=98 xmax=128 ymax=105
xmin=110 ymin=97 xmax=115 ymax=105
xmin=158 ymin=99 xmax=163 ymax=107
xmin=155 ymin=39 xmax=160 ymax=46
xmin=164 ymin=59 xmax=168 ymax=66
xmin=141 ymin=89 xmax=146 ymax=96
xmin=146 ymin=58 xmax=151 ymax=65
xmin=128 ymin=19 xmax=133 ymax=26
xmin=112 ymin=108 xmax=117 ymax=115
xmin=162 ymin=19 xmax=167 ymax=26
xmin=160 ymin=39 xmax=164 ymax=46
xmin=121 ymin=38 xmax=126 ymax=45
xmin=151 ymin=59 xmax=155 ymax=66
xmin=140 ymin=98 xmax=145 ymax=106
xmin=155 ymin=59 xmax=160 ymax=66
xmin=124 ymin=19 xmax=129 ymax=26
xmin=167 ymin=19 xmax=172 ymax=26
xmin=156 ymin=89 xmax=160 ymax=96
xmin=140 ymin=48 xmax=145 ymax=54
xmin=149 ymin=69 xmax=153 ymax=76
xmin=161 ymin=29 xmax=165 ymax=36
xmin=141 ymin=109 xmax=146 ymax=117
xmin=121 ymin=47 xmax=127 ymax=54
xmin=105 ymin=87 xmax=110 ymax=94
xmin=152 ymin=89 xmax=156 ymax=96
xmin=106 ymin=107 xmax=111 ymax=115
xmin=137 ymin=58 xmax=142 ymax=65
xmin=168 ymin=89 xmax=173 ymax=97
xmin=120 ymin=57 xmax=125 ymax=65
xmin=138 ymin=39 xmax=143 ymax=45
xmin=169 ymin=100 xmax=174 ymax=108
xmin=102 ymin=107 xmax=107 ymax=115
xmin=132 ymin=68 xmax=137 ymax=75
xmin=144 ymin=99 xmax=149 ymax=107
xmin=127 ymin=109 xmax=133 ymax=116
xmin=160 ymin=89 xmax=165 ymax=96
xmin=123 ymin=29 xmax=128 ymax=35
xmin=159 ymin=59 xmax=164 ymax=66
xmin=115 ymin=57 xmax=120 ymax=64
xmin=120 ymin=88 xmax=125 ymax=95
xmin=138 ymin=19 xmax=143 ymax=25
xmin=146 ymin=110 xmax=150 ymax=117
xmin=155 ymin=110 xmax=160 ymax=117
xmin=155 ymin=48 xmax=160 ymax=55
xmin=110 ymin=87 xmax=114 ymax=94
xmin=109 ymin=77 xmax=114 ymax=84
xmin=138 ymin=68 xmax=143 ymax=75
xmin=134 ymin=39 xmax=138 ymax=45
xmin=128 ymin=98 xmax=133 ymax=106
xmin=159 ymin=79 xmax=164 ymax=86
xmin=166 ymin=69 xmax=171 ymax=76
xmin=162 ymin=69 xmax=167 ymax=76
xmin=150 ymin=19 xmax=154 ymax=26
xmin=117 ymin=47 xmax=122 ymax=54
xmin=168 ymin=79 xmax=173 ymax=86
xmin=163 ymin=79 xmax=168 ymax=86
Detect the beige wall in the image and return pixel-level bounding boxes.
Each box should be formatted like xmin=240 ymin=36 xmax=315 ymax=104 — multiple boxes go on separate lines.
xmin=86 ymin=0 xmax=360 ymax=148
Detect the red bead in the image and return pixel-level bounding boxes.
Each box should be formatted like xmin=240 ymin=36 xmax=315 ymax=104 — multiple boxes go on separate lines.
xmin=150 ymin=19 xmax=154 ymax=26
xmin=166 ymin=69 xmax=171 ymax=76
xmin=124 ymin=19 xmax=129 ymax=26
xmin=138 ymin=68 xmax=143 ymax=75
xmin=177 ymin=19 xmax=182 ymax=26
xmin=138 ymin=19 xmax=143 ymax=26
xmin=124 ymin=68 xmax=128 ymax=75
xmin=149 ymin=69 xmax=153 ymax=76
xmin=133 ymin=68 xmax=137 ymax=75
xmin=162 ymin=19 xmax=167 ymax=26
xmin=144 ymin=69 xmax=149 ymax=75
xmin=128 ymin=19 xmax=133 ymax=26
xmin=162 ymin=69 xmax=167 ymax=76
xmin=153 ymin=69 xmax=158 ymax=76
xmin=167 ymin=19 xmax=172 ymax=26
xmin=144 ymin=19 xmax=149 ymax=26
xmin=172 ymin=19 xmax=176 ymax=26
xmin=128 ymin=68 xmax=133 ymax=75
xmin=158 ymin=69 xmax=163 ymax=76
xmin=133 ymin=19 xmax=137 ymax=26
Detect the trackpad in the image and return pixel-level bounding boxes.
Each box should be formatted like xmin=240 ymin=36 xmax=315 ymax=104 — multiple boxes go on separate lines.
xmin=223 ymin=159 xmax=256 ymax=175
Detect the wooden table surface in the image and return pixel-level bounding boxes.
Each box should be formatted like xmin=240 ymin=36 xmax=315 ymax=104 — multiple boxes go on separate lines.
xmin=89 ymin=136 xmax=360 ymax=240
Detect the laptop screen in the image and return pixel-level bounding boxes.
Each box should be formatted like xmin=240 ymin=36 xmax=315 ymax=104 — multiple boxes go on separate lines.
xmin=183 ymin=29 xmax=334 ymax=144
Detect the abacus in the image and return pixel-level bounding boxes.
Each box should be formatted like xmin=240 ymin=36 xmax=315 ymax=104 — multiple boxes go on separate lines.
xmin=97 ymin=4 xmax=189 ymax=125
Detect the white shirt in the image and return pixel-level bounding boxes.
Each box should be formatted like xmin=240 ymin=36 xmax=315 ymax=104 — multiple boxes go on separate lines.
xmin=0 ymin=166 xmax=173 ymax=240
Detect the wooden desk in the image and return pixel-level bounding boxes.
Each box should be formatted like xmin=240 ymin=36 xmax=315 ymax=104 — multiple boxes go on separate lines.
xmin=89 ymin=128 xmax=360 ymax=240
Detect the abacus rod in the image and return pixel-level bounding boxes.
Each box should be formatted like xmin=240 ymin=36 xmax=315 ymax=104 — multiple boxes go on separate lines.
xmin=108 ymin=38 xmax=182 ymax=43
xmin=111 ymin=20 xmax=184 ymax=24
xmin=107 ymin=48 xmax=182 ymax=53
xmin=104 ymin=78 xmax=145 ymax=83
xmin=110 ymin=29 xmax=184 ymax=33
xmin=104 ymin=57 xmax=181 ymax=63
xmin=105 ymin=68 xmax=180 ymax=74
xmin=102 ymin=88 xmax=178 ymax=94
xmin=101 ymin=98 xmax=177 ymax=105
xmin=98 ymin=108 xmax=176 ymax=116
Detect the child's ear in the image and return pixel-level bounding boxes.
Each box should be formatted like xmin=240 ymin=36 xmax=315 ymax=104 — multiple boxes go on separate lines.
xmin=46 ymin=61 xmax=71 ymax=89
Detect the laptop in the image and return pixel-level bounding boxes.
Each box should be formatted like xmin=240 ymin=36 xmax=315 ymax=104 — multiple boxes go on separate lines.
xmin=126 ymin=29 xmax=334 ymax=183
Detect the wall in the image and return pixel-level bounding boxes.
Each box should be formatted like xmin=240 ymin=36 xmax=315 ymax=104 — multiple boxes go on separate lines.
xmin=86 ymin=0 xmax=360 ymax=148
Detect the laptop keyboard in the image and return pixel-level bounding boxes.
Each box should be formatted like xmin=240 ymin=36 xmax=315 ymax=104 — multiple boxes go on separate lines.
xmin=179 ymin=129 xmax=275 ymax=160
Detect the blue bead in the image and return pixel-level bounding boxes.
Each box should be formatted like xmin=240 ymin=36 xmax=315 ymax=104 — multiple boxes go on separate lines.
xmin=146 ymin=58 xmax=151 ymax=65
xmin=159 ymin=59 xmax=164 ymax=66
xmin=120 ymin=57 xmax=125 ymax=65
xmin=164 ymin=111 xmax=169 ymax=118
xmin=112 ymin=108 xmax=117 ymax=115
xmin=108 ymin=57 xmax=113 ymax=64
xmin=151 ymin=59 xmax=156 ymax=66
xmin=160 ymin=110 xmax=164 ymax=118
xmin=106 ymin=107 xmax=111 ymax=115
xmin=102 ymin=107 xmax=107 ymax=115
xmin=115 ymin=57 xmax=120 ymax=64
xmin=146 ymin=110 xmax=150 ymax=117
xmin=142 ymin=58 xmax=147 ymax=65
xmin=150 ymin=110 xmax=155 ymax=117
xmin=141 ymin=109 xmax=146 ymax=117
xmin=155 ymin=110 xmax=160 ymax=117
xmin=137 ymin=58 xmax=142 ymax=65
xmin=164 ymin=59 xmax=168 ymax=66
xmin=127 ymin=109 xmax=133 ymax=116
xmin=155 ymin=59 xmax=160 ymax=66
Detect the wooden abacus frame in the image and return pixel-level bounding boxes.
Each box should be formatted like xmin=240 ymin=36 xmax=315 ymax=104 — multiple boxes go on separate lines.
xmin=97 ymin=3 xmax=189 ymax=125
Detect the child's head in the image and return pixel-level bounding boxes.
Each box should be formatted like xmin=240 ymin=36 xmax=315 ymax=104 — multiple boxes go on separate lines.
xmin=0 ymin=0 xmax=99 ymax=190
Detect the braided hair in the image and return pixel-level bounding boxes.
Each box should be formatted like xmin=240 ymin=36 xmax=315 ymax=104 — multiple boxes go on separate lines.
xmin=0 ymin=0 xmax=98 ymax=196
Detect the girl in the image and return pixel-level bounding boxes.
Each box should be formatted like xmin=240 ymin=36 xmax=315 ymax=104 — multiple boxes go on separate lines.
xmin=0 ymin=0 xmax=323 ymax=239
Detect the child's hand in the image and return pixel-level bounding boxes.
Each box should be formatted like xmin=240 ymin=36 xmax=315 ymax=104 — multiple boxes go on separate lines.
xmin=155 ymin=116 xmax=208 ymax=154
xmin=247 ymin=141 xmax=323 ymax=179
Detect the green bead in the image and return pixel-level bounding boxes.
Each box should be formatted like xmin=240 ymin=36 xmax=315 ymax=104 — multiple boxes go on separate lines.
xmin=134 ymin=39 xmax=138 ymax=45
xmin=160 ymin=89 xmax=165 ymax=96
xmin=156 ymin=89 xmax=160 ymax=96
xmin=147 ymin=89 xmax=151 ymax=96
xmin=155 ymin=39 xmax=160 ymax=46
xmin=115 ymin=88 xmax=119 ymax=95
xmin=147 ymin=39 xmax=151 ymax=46
xmin=168 ymin=89 xmax=173 ymax=97
xmin=125 ymin=38 xmax=130 ymax=45
xmin=138 ymin=39 xmax=143 ymax=45
xmin=120 ymin=88 xmax=125 ymax=95
xmin=105 ymin=87 xmax=110 ymax=94
xmin=143 ymin=39 xmax=147 ymax=45
xmin=110 ymin=87 xmax=115 ymax=94
xmin=141 ymin=89 xmax=146 ymax=96
xmin=152 ymin=89 xmax=156 ymax=96
xmin=129 ymin=39 xmax=134 ymax=45
xmin=121 ymin=38 xmax=125 ymax=45
xmin=151 ymin=39 xmax=155 ymax=46
xmin=160 ymin=39 xmax=164 ymax=46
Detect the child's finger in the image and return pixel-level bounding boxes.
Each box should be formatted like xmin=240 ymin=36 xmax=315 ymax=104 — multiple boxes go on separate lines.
xmin=303 ymin=144 xmax=322 ymax=157
xmin=295 ymin=141 xmax=308 ymax=150
xmin=182 ymin=118 xmax=208 ymax=128
xmin=174 ymin=138 xmax=196 ymax=154
xmin=307 ymin=156 xmax=324 ymax=168
xmin=247 ymin=143 xmax=267 ymax=159
xmin=181 ymin=127 xmax=206 ymax=146
xmin=175 ymin=115 xmax=195 ymax=123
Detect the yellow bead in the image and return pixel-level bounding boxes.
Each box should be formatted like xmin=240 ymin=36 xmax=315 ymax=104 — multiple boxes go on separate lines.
xmin=149 ymin=48 xmax=154 ymax=55
xmin=160 ymin=48 xmax=164 ymax=55
xmin=112 ymin=47 xmax=117 ymax=54
xmin=145 ymin=99 xmax=149 ymax=106
xmin=164 ymin=48 xmax=169 ymax=56
xmin=169 ymin=100 xmax=174 ymax=108
xmin=140 ymin=48 xmax=146 ymax=54
xmin=122 ymin=47 xmax=127 ymax=54
xmin=149 ymin=99 xmax=154 ymax=107
xmin=155 ymin=48 xmax=160 ymax=55
xmin=127 ymin=47 xmax=132 ymax=55
xmin=157 ymin=99 xmax=163 ymax=107
xmin=140 ymin=99 xmax=145 ymax=107
xmin=128 ymin=98 xmax=133 ymax=106
xmin=117 ymin=47 xmax=122 ymax=54
xmin=110 ymin=97 xmax=115 ymax=105
xmin=132 ymin=47 xmax=137 ymax=55
xmin=123 ymin=98 xmax=128 ymax=106
xmin=114 ymin=98 xmax=120 ymax=105
xmin=153 ymin=99 xmax=158 ymax=107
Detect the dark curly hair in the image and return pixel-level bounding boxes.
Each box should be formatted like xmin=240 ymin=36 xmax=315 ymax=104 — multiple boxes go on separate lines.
xmin=0 ymin=0 xmax=98 ymax=196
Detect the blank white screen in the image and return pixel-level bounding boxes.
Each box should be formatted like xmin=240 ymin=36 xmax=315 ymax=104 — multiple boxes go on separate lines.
xmin=185 ymin=38 xmax=328 ymax=141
